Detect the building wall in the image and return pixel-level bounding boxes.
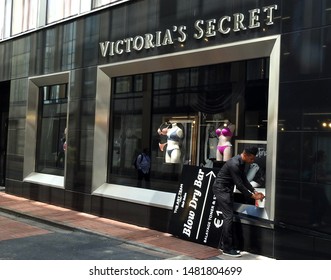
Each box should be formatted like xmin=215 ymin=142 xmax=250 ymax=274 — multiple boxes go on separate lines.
xmin=1 ymin=0 xmax=331 ymax=259
xmin=276 ymin=1 xmax=331 ymax=259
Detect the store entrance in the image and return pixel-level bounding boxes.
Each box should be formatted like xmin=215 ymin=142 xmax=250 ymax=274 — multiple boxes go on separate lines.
xmin=0 ymin=81 xmax=10 ymax=187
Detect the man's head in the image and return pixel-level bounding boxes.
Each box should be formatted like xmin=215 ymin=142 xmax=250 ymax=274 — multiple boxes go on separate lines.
xmin=241 ymin=147 xmax=258 ymax=164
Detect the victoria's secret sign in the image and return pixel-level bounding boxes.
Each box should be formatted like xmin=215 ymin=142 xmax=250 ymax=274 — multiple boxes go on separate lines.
xmin=99 ymin=4 xmax=278 ymax=58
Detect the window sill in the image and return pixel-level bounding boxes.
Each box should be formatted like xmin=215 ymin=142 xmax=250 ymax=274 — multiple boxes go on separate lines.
xmin=92 ymin=183 xmax=176 ymax=210
xmin=23 ymin=172 xmax=64 ymax=189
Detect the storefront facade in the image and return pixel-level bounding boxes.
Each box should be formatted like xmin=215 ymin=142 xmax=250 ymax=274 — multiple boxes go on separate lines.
xmin=1 ymin=0 xmax=331 ymax=259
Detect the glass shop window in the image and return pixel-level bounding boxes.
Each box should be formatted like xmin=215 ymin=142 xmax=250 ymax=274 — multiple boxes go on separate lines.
xmin=36 ymin=84 xmax=68 ymax=176
xmin=108 ymin=75 xmax=144 ymax=179
xmin=108 ymin=59 xmax=269 ymax=193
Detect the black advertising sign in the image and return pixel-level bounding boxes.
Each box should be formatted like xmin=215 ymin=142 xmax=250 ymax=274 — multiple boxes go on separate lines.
xmin=169 ymin=165 xmax=223 ymax=248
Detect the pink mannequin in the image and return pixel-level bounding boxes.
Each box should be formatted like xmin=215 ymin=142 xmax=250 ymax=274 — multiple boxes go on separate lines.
xmin=215 ymin=122 xmax=235 ymax=161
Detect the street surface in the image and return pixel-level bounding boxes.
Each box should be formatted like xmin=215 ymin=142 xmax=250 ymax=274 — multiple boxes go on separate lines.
xmin=0 ymin=211 xmax=179 ymax=260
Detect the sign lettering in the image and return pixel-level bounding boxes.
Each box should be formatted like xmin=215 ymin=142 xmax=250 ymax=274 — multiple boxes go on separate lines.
xmin=99 ymin=4 xmax=278 ymax=58
xmin=169 ymin=166 xmax=223 ymax=247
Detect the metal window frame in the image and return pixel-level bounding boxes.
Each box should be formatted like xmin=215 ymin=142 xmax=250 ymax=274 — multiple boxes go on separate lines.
xmin=24 ymin=71 xmax=70 ymax=188
xmin=92 ymin=35 xmax=281 ymax=218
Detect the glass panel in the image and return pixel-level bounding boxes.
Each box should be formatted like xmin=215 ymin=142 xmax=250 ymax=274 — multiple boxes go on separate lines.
xmin=47 ymin=0 xmax=79 ymax=24
xmin=0 ymin=1 xmax=8 ymax=39
xmin=11 ymin=0 xmax=24 ymax=35
xmin=80 ymin=0 xmax=92 ymax=13
xmin=92 ymin=0 xmax=122 ymax=9
xmin=108 ymin=75 xmax=143 ymax=180
xmin=108 ymin=59 xmax=269 ymax=193
xmin=62 ymin=22 xmax=76 ymax=70
xmin=282 ymin=0 xmax=331 ymax=32
xmin=278 ymin=79 xmax=331 ymax=232
xmin=36 ymin=84 xmax=68 ymax=176
xmin=12 ymin=0 xmax=39 ymax=35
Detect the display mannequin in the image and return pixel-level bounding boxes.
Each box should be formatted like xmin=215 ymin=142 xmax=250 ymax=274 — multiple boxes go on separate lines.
xmin=157 ymin=122 xmax=184 ymax=163
xmin=216 ymin=121 xmax=235 ymax=161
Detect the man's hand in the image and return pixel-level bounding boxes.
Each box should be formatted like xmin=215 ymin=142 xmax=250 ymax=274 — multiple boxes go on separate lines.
xmin=251 ymin=192 xmax=265 ymax=201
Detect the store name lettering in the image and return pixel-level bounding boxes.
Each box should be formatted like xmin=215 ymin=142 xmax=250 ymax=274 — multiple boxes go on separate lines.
xmin=182 ymin=169 xmax=204 ymax=238
xmin=99 ymin=4 xmax=278 ymax=58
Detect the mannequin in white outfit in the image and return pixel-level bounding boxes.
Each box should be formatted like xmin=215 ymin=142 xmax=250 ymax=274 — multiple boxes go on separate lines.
xmin=157 ymin=122 xmax=184 ymax=163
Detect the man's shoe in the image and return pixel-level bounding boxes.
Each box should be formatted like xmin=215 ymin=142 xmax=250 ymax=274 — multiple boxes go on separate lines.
xmin=222 ymin=249 xmax=241 ymax=257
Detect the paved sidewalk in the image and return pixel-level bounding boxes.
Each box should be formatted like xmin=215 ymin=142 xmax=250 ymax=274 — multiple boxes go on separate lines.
xmin=0 ymin=191 xmax=270 ymax=260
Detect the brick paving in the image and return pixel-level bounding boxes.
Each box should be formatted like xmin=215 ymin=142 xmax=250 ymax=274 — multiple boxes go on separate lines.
xmin=0 ymin=215 xmax=50 ymax=242
xmin=0 ymin=192 xmax=272 ymax=260
xmin=0 ymin=192 xmax=220 ymax=259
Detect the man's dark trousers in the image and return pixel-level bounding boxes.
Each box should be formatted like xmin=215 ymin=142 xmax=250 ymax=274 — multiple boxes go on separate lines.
xmin=213 ymin=189 xmax=234 ymax=252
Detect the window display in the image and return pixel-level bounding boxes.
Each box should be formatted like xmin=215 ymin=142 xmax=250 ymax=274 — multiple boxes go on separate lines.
xmin=108 ymin=58 xmax=269 ymax=193
xmin=157 ymin=122 xmax=184 ymax=164
xmin=215 ymin=121 xmax=236 ymax=162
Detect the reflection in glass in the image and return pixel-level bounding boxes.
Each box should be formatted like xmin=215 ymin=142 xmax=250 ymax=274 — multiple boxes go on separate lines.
xmin=12 ymin=0 xmax=38 ymax=35
xmin=47 ymin=0 xmax=79 ymax=24
xmin=0 ymin=0 xmax=13 ymax=39
xmin=109 ymin=75 xmax=143 ymax=177
xmin=108 ymin=59 xmax=269 ymax=192
xmin=36 ymin=84 xmax=68 ymax=176
xmin=92 ymin=0 xmax=120 ymax=9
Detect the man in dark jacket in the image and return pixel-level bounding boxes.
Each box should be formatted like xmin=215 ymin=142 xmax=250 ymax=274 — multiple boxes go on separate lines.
xmin=136 ymin=148 xmax=151 ymax=188
xmin=212 ymin=147 xmax=265 ymax=257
